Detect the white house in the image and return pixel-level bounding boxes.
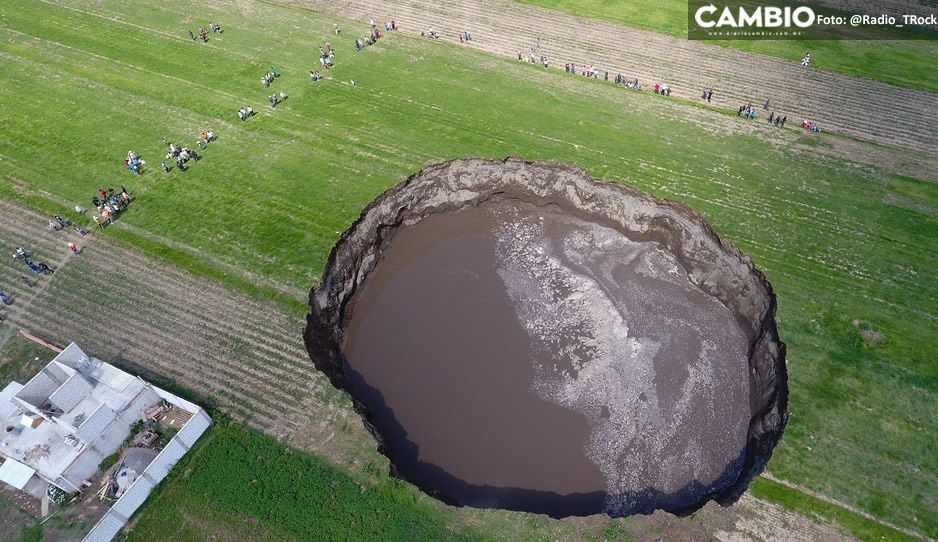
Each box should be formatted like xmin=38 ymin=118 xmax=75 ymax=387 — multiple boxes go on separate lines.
xmin=0 ymin=343 xmax=211 ymax=542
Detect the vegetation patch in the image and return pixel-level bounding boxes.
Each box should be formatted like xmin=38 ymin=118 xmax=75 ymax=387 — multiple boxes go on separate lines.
xmin=125 ymin=421 xmax=476 ymax=541
xmin=750 ymin=477 xmax=918 ymax=541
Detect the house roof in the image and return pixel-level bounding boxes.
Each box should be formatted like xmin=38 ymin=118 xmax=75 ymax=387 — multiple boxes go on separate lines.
xmin=1 ymin=343 xmax=205 ymax=496
xmin=0 ymin=458 xmax=36 ymax=490
xmin=0 ymin=382 xmax=23 ymax=420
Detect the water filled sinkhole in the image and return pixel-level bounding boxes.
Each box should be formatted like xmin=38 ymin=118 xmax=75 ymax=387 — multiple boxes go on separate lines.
xmin=305 ymin=158 xmax=788 ymax=518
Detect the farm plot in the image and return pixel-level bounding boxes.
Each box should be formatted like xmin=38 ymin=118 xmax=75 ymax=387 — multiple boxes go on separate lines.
xmin=287 ymin=0 xmax=938 ymax=154
xmin=0 ymin=202 xmax=374 ymax=470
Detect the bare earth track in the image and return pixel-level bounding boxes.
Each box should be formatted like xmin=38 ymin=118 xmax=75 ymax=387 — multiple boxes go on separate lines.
xmin=285 ymin=0 xmax=938 ymax=154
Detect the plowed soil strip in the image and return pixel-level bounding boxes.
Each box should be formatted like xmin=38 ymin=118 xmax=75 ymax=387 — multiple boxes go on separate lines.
xmin=0 ymin=202 xmax=365 ymax=461
xmin=283 ymin=0 xmax=938 ymax=154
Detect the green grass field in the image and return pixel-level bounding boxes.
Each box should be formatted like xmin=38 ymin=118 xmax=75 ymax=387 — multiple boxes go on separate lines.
xmin=126 ymin=420 xmax=476 ymax=541
xmin=516 ymin=0 xmax=938 ymax=92
xmin=0 ymin=0 xmax=936 ymax=539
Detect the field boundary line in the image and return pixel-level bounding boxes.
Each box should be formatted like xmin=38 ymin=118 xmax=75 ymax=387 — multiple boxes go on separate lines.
xmin=762 ymin=472 xmax=932 ymax=541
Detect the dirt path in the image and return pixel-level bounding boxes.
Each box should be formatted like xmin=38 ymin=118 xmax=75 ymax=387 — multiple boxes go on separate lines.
xmin=761 ymin=472 xmax=928 ymax=540
xmin=713 ymin=493 xmax=855 ymax=542
xmin=284 ymin=0 xmax=938 ymax=154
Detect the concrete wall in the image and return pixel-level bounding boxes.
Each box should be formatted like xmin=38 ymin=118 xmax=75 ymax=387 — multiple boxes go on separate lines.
xmin=81 ymin=402 xmax=211 ymax=542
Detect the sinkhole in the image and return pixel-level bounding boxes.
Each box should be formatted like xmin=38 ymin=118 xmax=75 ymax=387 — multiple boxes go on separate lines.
xmin=305 ymin=158 xmax=788 ymax=518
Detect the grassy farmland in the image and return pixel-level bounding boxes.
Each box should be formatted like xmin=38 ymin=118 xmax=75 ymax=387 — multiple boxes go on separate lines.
xmin=516 ymin=0 xmax=938 ymax=92
xmin=0 ymin=0 xmax=936 ymax=539
xmin=125 ymin=421 xmax=476 ymax=542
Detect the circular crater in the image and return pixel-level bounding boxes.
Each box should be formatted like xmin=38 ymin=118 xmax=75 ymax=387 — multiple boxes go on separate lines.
xmin=305 ymin=158 xmax=787 ymax=518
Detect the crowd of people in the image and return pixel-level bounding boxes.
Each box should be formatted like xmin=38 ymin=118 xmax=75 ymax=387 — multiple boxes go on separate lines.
xmin=124 ymin=150 xmax=144 ymax=175
xmin=3 ymin=234 xmax=72 ymax=312
xmin=554 ymin=47 xmax=821 ymax=136
xmin=239 ymin=106 xmax=255 ymax=120
xmin=188 ymin=23 xmax=221 ymax=43
xmin=735 ymin=103 xmax=788 ymax=126
xmin=564 ymin=63 xmax=599 ymax=77
xmin=565 ymin=63 xmax=641 ymax=89
xmin=361 ymin=18 xmax=393 ymax=44
xmin=47 ymin=214 xmax=86 ymax=238
xmin=801 ymin=119 xmax=820 ymax=132
xmin=356 ymin=25 xmax=386 ymax=51
xmin=4 ymin=24 xmax=244 ymax=316
xmin=12 ymin=247 xmax=55 ymax=276
xmin=90 ymin=187 xmax=133 ymax=228
xmin=262 ymin=67 xmax=279 ymax=87
xmin=4 ymin=242 xmax=60 ymax=311
xmin=161 ymin=139 xmax=202 ymax=171
xmin=3 ymin=169 xmax=142 ymax=313
xmin=518 ymin=39 xmax=545 ymax=66
xmin=738 ymin=102 xmax=759 ymax=119
xmin=269 ymin=90 xmax=288 ymax=107
xmin=768 ymin=111 xmax=788 ymax=127
xmin=319 ymin=44 xmax=335 ymax=69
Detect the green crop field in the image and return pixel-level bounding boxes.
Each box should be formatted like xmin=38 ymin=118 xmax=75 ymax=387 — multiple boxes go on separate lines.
xmin=516 ymin=0 xmax=938 ymax=92
xmin=125 ymin=421 xmax=477 ymax=541
xmin=0 ymin=0 xmax=935 ymax=539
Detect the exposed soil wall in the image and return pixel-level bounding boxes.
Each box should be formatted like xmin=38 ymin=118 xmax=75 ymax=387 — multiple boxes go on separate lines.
xmin=304 ymin=157 xmax=788 ymax=515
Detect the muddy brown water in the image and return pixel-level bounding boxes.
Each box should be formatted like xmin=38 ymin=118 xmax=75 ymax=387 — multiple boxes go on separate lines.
xmin=342 ymin=198 xmax=751 ymax=516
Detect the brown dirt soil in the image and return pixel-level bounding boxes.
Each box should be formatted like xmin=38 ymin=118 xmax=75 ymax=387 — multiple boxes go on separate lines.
xmin=281 ymin=0 xmax=938 ymax=157
xmin=713 ymin=494 xmax=854 ymax=542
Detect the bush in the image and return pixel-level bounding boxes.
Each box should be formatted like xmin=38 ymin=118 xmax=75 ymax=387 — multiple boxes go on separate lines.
xmin=98 ymin=453 xmax=120 ymax=472
xmin=46 ymin=485 xmax=76 ymax=506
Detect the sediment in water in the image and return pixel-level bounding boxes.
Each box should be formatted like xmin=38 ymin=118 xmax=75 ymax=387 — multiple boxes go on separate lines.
xmin=305 ymin=157 xmax=788 ymax=517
